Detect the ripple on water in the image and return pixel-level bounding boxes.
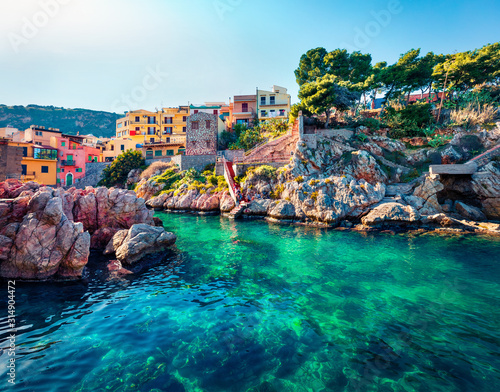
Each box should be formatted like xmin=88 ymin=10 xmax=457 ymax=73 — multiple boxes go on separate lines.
xmin=2 ymin=213 xmax=500 ymax=392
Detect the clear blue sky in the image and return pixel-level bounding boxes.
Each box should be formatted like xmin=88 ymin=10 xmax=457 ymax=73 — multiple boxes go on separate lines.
xmin=0 ymin=0 xmax=499 ymax=113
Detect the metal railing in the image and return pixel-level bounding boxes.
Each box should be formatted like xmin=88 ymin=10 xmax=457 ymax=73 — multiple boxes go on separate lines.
xmin=60 ymin=160 xmax=76 ymax=166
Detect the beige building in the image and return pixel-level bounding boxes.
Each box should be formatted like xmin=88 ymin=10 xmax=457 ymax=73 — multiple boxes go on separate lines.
xmin=257 ymin=85 xmax=291 ymax=121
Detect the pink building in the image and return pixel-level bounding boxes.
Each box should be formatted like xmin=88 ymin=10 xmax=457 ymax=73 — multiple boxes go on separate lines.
xmin=51 ymin=134 xmax=100 ymax=186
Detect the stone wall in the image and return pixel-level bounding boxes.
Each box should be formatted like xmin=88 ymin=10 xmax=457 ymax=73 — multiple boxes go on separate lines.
xmin=186 ymin=112 xmax=218 ymax=156
xmin=170 ymin=154 xmax=216 ymax=172
xmin=74 ymin=162 xmax=110 ymax=189
xmin=0 ymin=144 xmax=23 ymax=181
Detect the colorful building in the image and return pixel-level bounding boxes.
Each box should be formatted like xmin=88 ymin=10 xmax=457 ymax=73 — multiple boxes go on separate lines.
xmin=24 ymin=125 xmax=62 ymax=146
xmin=256 ymin=85 xmax=291 ymax=121
xmin=186 ymin=112 xmax=218 ymax=156
xmin=142 ymin=137 xmax=186 ymax=162
xmin=229 ymin=95 xmax=257 ymax=128
xmin=6 ymin=141 xmax=58 ymax=185
xmin=0 ymin=126 xmax=19 ymax=139
xmin=50 ymin=134 xmax=101 ymax=186
xmin=111 ymin=106 xmax=190 ymax=161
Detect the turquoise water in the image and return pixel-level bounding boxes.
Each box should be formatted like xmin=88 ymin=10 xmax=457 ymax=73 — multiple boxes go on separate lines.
xmin=1 ymin=213 xmax=500 ymax=392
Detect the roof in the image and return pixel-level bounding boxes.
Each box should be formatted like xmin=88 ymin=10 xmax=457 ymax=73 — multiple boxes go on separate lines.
xmin=190 ymin=104 xmax=222 ymax=109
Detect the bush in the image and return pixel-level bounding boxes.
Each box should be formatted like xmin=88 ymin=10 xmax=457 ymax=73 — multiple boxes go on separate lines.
xmin=382 ymin=102 xmax=433 ymax=138
xmin=99 ymin=150 xmax=145 ymax=187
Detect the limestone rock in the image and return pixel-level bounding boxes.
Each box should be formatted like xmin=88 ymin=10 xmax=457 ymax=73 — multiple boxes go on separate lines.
xmin=220 ymin=192 xmax=236 ymax=212
xmin=361 ymin=202 xmax=420 ymax=226
xmin=268 ymin=200 xmax=296 ymax=220
xmin=244 ymin=199 xmax=273 ymax=216
xmin=455 ymin=201 xmax=487 ymax=221
xmin=146 ymin=192 xmax=171 ymax=210
xmin=105 ymin=224 xmax=177 ymax=265
xmin=471 ymin=163 xmax=500 ymax=220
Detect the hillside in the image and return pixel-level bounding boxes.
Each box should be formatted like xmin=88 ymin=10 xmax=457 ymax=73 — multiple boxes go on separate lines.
xmin=0 ymin=104 xmax=122 ymax=138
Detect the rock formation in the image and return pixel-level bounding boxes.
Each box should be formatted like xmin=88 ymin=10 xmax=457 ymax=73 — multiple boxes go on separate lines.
xmin=0 ymin=180 xmax=176 ymax=280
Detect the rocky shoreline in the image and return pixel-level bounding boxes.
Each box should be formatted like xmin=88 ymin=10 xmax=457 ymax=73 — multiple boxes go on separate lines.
xmin=140 ymin=128 xmax=500 ymax=236
xmin=0 ymin=179 xmax=176 ymax=281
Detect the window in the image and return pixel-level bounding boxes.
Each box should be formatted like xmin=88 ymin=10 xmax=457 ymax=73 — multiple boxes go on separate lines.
xmin=146 ymin=149 xmax=153 ymax=158
xmin=270 ymin=110 xmax=276 ymax=118
xmin=165 ymin=117 xmax=173 ymax=124
xmin=35 ymin=131 xmax=43 ymax=136
xmin=135 ymin=116 xmax=140 ymax=122
xmin=88 ymin=155 xmax=92 ymax=161
xmin=242 ymin=103 xmax=248 ymax=112
xmin=22 ymin=147 xmax=28 ymax=157
xmin=21 ymin=165 xmax=27 ymax=175
xmin=194 ymin=110 xmax=199 ymax=114
xmin=61 ymin=142 xmax=66 ymax=147
xmin=236 ymin=119 xmax=248 ymax=125
xmin=213 ymin=110 xmax=218 ymax=115
xmin=163 ymin=127 xmax=172 ymax=134
xmin=166 ymin=150 xmax=174 ymax=156
xmin=117 ymin=132 xmax=121 ymax=137
xmin=205 ymin=120 xmax=211 ymax=128
xmin=192 ymin=121 xmax=199 ymax=130
xmin=34 ymin=148 xmax=58 ymax=160
xmin=183 ymin=116 xmax=187 ymax=122
xmin=121 ymin=145 xmax=125 ymax=151
xmin=76 ymin=168 xmax=83 ymax=173
xmin=67 ymin=154 xmax=73 ymax=161
xmin=261 ymin=96 xmax=266 ymax=105
xmin=41 ymin=166 xmax=49 ymax=173
xmin=148 ymin=116 xmax=156 ymax=124
xmin=270 ymin=96 xmax=276 ymax=105
xmin=183 ymin=127 xmax=186 ymax=132
xmin=279 ymin=109 xmax=285 ymax=116
xmin=148 ymin=127 xmax=156 ymax=135
xmin=150 ymin=138 xmax=155 ymax=143
xmin=117 ymin=123 xmax=123 ymax=128
xmin=57 ymin=168 xmax=61 ymax=173
xmin=61 ymin=168 xmax=65 ymax=173
xmin=135 ymin=127 xmax=140 ymax=131
xmin=165 ymin=137 xmax=171 ymax=143
xmin=155 ymin=150 xmax=162 ymax=157
xmin=261 ymin=110 xmax=267 ymax=117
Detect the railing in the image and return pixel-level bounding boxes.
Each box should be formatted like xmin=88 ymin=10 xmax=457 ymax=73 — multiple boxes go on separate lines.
xmin=222 ymin=158 xmax=238 ymax=204
xmin=143 ymin=138 xmax=185 ymax=146
xmin=61 ymin=160 xmax=76 ymax=166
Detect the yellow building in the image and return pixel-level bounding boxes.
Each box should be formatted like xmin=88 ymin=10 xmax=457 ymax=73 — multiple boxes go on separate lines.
xmin=8 ymin=141 xmax=58 ymax=185
xmin=257 ymin=85 xmax=291 ymax=122
xmin=110 ymin=106 xmax=190 ymax=160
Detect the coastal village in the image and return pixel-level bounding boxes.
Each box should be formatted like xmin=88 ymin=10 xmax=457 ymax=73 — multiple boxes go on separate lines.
xmin=1 ymin=0 xmax=500 ymax=390
xmin=0 ymin=85 xmax=291 ymax=187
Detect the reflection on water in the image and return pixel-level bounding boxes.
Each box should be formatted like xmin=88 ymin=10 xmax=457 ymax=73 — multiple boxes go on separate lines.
xmin=1 ymin=214 xmax=499 ymax=392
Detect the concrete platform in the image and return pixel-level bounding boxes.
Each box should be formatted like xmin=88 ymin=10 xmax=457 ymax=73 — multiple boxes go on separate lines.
xmin=429 ymin=163 xmax=477 ymax=175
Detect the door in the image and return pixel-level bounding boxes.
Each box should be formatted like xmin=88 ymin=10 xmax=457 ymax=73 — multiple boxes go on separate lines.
xmin=66 ymin=172 xmax=73 ymax=186
xmin=21 ymin=164 xmax=27 ymax=175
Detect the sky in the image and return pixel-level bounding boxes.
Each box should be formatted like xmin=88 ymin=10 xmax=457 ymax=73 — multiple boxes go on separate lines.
xmin=0 ymin=0 xmax=499 ymax=113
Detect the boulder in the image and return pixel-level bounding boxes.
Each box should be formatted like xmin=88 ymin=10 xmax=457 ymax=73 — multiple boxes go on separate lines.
xmin=471 ymin=163 xmax=500 ymax=220
xmin=362 ymin=202 xmax=420 ymax=226
xmin=268 ymin=200 xmax=296 ymax=220
xmin=244 ymin=199 xmax=273 ymax=216
xmin=220 ymin=192 xmax=236 ymax=212
xmin=146 ymin=193 xmax=171 ymax=210
xmin=0 ymin=192 xmax=90 ymax=280
xmin=455 ymin=201 xmax=487 ymax=222
xmin=104 ymin=224 xmax=177 ymax=265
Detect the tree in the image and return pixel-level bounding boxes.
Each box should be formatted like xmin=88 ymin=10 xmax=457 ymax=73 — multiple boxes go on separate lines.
xmin=298 ymin=75 xmax=360 ymax=128
xmin=294 ymin=47 xmax=329 ymax=86
xmin=433 ymin=43 xmax=500 ymax=97
xmin=98 ymin=150 xmax=145 ymax=187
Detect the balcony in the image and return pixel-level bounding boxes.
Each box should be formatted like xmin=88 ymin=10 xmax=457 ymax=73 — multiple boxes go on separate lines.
xmin=61 ymin=160 xmax=76 ymax=166
xmin=143 ymin=138 xmax=185 ymax=147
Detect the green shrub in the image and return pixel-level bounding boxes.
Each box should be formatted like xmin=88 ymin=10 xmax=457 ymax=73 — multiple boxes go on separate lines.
xmin=99 ymin=150 xmax=145 ymax=187
xmin=383 ymin=102 xmax=433 ymax=138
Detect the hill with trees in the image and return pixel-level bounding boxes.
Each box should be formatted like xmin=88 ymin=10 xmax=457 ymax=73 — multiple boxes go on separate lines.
xmin=0 ymin=104 xmax=122 ymax=137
